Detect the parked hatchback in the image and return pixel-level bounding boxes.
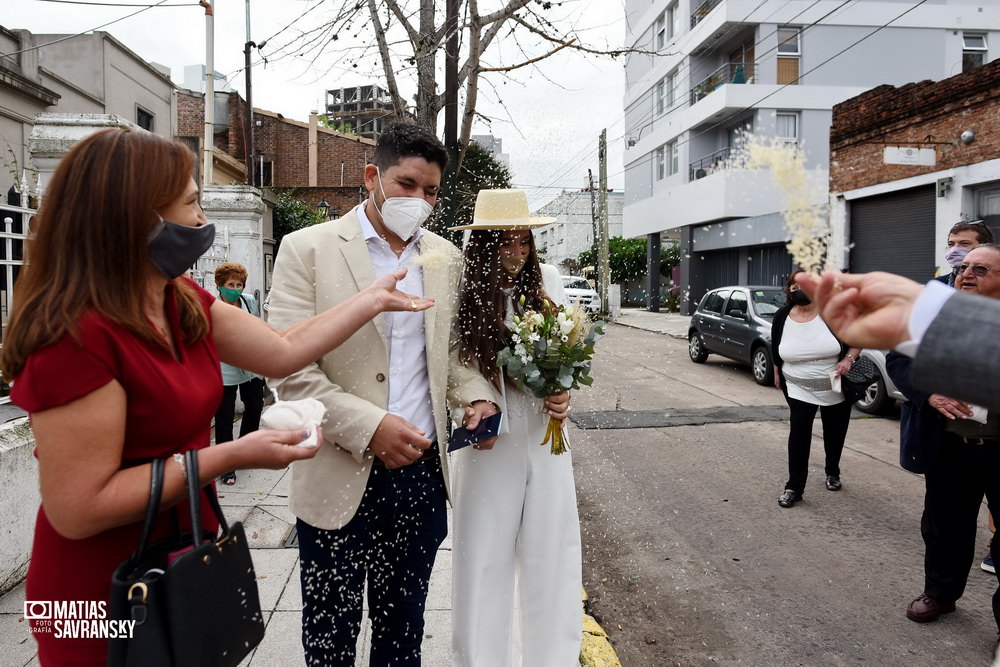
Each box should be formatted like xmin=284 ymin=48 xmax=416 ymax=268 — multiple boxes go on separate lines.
xmin=688 ymin=286 xmax=787 ymax=385
xmin=561 ymin=276 xmax=601 ymax=315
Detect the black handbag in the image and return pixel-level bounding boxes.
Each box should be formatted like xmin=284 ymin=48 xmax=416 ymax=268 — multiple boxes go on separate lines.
xmin=841 ymin=354 xmax=878 ymax=404
xmin=107 ymin=451 xmax=265 ymax=667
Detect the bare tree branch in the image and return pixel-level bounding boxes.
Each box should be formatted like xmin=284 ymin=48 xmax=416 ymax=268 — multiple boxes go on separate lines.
xmin=367 ymin=0 xmax=408 ymax=121
xmin=479 ymin=38 xmax=575 ymax=73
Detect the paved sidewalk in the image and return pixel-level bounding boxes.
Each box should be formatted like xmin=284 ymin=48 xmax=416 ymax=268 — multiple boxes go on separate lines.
xmin=614 ymin=307 xmax=690 ymax=339
xmin=0 ymin=466 xmax=448 ymax=667
xmin=0 ymin=459 xmax=625 ymax=666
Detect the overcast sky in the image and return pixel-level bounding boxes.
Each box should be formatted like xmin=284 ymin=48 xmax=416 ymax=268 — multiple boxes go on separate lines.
xmin=4 ymin=0 xmax=628 ymax=209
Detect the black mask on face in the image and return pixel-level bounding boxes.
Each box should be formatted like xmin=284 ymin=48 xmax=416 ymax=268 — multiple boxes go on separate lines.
xmin=789 ymin=290 xmax=811 ymax=307
xmin=147 ymin=219 xmax=216 ymax=279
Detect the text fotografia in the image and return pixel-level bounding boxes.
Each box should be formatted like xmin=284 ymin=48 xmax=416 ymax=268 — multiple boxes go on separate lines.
xmin=24 ymin=601 xmax=135 ymax=639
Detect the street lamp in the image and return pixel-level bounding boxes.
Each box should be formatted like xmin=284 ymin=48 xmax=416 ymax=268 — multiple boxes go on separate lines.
xmin=317 ymin=200 xmax=330 ymax=220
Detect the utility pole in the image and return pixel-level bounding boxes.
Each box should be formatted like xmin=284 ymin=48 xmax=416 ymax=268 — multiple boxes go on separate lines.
xmin=598 ymin=129 xmax=610 ymax=316
xmin=244 ymin=0 xmax=255 ymax=186
xmin=587 ymin=169 xmax=598 ymax=258
xmin=200 ymin=0 xmax=214 ymax=187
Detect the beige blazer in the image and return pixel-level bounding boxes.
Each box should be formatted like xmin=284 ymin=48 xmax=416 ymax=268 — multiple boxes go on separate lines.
xmin=266 ymin=210 xmax=496 ymax=530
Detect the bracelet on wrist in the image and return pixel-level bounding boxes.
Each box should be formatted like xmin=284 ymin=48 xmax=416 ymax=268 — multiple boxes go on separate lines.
xmin=172 ymin=452 xmax=187 ymax=481
xmin=845 ymin=352 xmax=856 ymax=362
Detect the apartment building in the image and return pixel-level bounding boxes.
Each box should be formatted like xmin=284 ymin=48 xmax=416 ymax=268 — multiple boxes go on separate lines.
xmin=622 ymin=0 xmax=1000 ymax=313
xmin=534 ymin=189 xmax=624 ymax=271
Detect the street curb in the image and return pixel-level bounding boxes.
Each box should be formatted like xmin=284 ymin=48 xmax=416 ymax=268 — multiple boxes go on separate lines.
xmin=580 ymin=588 xmax=622 ymax=667
xmin=612 ymin=318 xmax=689 ymax=340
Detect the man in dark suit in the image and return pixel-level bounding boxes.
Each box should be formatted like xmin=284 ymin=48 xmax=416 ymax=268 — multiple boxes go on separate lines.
xmin=888 ymin=244 xmax=1000 ymax=625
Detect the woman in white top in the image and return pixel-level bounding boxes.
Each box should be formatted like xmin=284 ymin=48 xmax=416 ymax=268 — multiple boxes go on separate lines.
xmin=771 ymin=269 xmax=862 ymax=508
xmin=450 ymin=189 xmax=579 ymax=666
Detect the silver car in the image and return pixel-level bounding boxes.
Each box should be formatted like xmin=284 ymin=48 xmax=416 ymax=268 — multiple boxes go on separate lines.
xmin=854 ymin=349 xmax=906 ymax=415
xmin=561 ymin=276 xmax=601 ymax=314
xmin=688 ymin=285 xmax=786 ymax=386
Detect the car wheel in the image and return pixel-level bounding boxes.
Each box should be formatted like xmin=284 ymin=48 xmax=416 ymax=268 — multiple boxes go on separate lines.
xmin=688 ymin=331 xmax=708 ymax=363
xmin=854 ymin=371 xmax=890 ymax=415
xmin=751 ymin=345 xmax=772 ymax=386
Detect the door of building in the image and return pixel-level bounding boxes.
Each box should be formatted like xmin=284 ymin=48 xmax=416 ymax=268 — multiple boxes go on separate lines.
xmin=849 ymin=185 xmax=935 ymax=282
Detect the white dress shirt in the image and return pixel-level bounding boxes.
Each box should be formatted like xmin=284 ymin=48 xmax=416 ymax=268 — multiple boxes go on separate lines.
xmin=356 ymin=203 xmax=436 ymax=442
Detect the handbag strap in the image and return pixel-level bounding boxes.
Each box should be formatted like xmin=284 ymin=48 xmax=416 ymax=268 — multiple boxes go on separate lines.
xmin=183 ymin=450 xmax=230 ymax=550
xmin=133 ymin=458 xmax=165 ymax=563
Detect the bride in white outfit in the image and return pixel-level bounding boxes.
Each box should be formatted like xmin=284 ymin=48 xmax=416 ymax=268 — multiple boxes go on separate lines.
xmin=450 ymin=189 xmax=581 ymax=667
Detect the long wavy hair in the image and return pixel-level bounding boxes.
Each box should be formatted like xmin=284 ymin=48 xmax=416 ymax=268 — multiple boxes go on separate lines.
xmin=2 ymin=128 xmax=210 ymax=379
xmin=456 ymin=229 xmax=552 ymax=389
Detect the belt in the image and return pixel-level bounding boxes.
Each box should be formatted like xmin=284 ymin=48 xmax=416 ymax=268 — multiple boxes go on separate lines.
xmin=370 ymin=441 xmax=439 ymax=467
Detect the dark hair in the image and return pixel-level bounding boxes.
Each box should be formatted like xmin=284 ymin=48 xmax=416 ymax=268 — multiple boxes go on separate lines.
xmin=2 ymin=128 xmax=209 ymax=378
xmin=783 ymin=268 xmax=807 ymax=305
xmin=456 ymin=230 xmax=550 ymax=389
xmin=372 ymin=121 xmax=448 ymax=173
xmin=950 ymin=220 xmax=995 ymax=245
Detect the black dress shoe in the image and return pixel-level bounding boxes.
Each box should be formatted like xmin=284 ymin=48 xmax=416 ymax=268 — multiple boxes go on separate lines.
xmin=826 ymin=475 xmax=842 ymax=491
xmin=906 ymin=593 xmax=956 ymax=623
xmin=778 ymin=490 xmax=801 ymax=508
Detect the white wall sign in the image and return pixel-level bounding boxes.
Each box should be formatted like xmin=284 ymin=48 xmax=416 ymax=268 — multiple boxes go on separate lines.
xmin=883 ymin=146 xmax=936 ymax=166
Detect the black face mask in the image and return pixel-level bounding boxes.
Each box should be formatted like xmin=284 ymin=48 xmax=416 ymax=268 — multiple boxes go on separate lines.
xmin=789 ymin=290 xmax=811 ymax=307
xmin=147 ymin=219 xmax=216 ymax=279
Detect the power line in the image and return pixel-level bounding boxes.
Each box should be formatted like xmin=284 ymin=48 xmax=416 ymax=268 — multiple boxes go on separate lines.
xmin=614 ymin=0 xmax=932 ymax=174
xmin=0 ymin=0 xmax=183 ymax=59
xmin=36 ymin=0 xmax=196 ymax=5
xmin=526 ymin=0 xmax=831 ymax=198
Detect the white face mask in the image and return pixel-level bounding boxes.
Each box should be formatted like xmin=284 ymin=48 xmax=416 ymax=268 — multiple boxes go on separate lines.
xmin=374 ymin=167 xmax=434 ymax=241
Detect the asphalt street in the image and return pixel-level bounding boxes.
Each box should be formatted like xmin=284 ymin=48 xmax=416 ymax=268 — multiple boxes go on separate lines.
xmin=570 ymin=322 xmax=998 ymax=666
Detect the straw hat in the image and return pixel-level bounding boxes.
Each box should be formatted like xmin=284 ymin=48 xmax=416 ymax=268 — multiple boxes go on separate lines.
xmin=450 ymin=189 xmax=556 ymax=230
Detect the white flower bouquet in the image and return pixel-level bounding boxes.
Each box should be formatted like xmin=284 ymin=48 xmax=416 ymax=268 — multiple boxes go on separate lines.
xmin=496 ymin=297 xmax=606 ymax=454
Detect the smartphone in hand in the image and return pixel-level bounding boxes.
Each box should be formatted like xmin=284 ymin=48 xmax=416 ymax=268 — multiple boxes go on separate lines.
xmin=448 ymin=411 xmax=503 ymax=452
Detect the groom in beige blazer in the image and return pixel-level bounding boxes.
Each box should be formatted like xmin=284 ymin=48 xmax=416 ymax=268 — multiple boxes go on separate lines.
xmin=266 ymin=121 xmax=497 ymax=666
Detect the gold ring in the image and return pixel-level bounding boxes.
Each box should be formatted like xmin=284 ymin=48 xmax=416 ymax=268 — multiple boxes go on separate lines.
xmin=410 ymin=300 xmax=417 ymax=311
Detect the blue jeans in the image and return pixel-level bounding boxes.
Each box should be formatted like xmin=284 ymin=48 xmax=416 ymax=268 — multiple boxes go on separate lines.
xmin=297 ymin=457 xmax=448 ymax=666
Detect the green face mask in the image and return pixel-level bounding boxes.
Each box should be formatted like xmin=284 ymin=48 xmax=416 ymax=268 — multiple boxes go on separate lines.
xmin=219 ymin=286 xmax=243 ymax=302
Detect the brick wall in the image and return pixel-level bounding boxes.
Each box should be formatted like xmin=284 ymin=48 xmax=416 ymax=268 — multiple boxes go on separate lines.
xmin=830 ymin=60 xmax=1000 ymax=192
xmin=176 ymin=90 xmax=375 ymax=199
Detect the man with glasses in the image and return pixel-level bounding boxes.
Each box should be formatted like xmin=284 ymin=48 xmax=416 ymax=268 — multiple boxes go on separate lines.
xmin=887 ymin=244 xmax=1000 ymax=655
xmin=938 ymin=221 xmax=994 ymax=286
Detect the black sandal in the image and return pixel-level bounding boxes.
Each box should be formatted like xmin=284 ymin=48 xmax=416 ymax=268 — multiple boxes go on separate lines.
xmin=220 ymin=472 xmax=237 ymax=486
xmin=778 ymin=490 xmax=801 ymax=508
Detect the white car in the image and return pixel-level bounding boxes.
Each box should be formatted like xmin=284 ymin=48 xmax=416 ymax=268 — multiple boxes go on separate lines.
xmin=561 ymin=276 xmax=601 ymax=315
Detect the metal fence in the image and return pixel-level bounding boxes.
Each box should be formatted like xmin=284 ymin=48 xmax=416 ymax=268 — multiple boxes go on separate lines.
xmin=0 ymin=197 xmax=34 ymax=401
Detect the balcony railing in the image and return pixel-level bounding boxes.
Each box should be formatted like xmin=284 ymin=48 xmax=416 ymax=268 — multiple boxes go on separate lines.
xmin=689 ymin=147 xmax=732 ymax=181
xmin=690 ymin=0 xmax=723 ymax=28
xmin=690 ymin=61 xmax=756 ymax=105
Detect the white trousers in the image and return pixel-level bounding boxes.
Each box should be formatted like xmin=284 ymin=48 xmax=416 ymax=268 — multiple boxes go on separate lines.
xmin=451 ymin=387 xmax=583 ymax=667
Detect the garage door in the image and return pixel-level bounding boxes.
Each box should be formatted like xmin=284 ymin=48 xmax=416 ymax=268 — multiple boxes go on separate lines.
xmin=849 ymin=186 xmax=936 ymax=281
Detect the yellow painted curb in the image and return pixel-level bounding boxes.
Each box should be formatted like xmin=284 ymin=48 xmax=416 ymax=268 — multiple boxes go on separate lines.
xmin=579 ymin=588 xmax=622 ymax=667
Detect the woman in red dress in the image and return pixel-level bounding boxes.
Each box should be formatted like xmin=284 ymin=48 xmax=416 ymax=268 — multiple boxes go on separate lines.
xmin=1 ymin=128 xmax=433 ymax=666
